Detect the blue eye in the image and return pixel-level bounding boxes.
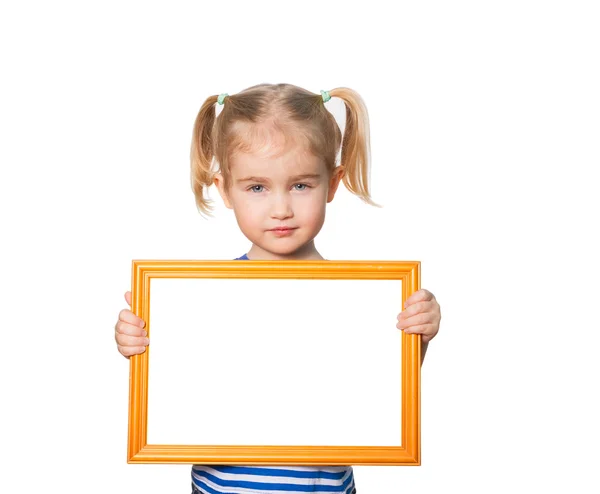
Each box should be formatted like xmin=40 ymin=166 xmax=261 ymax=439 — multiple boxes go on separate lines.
xmin=250 ymin=185 xmax=264 ymax=193
xmin=294 ymin=184 xmax=308 ymax=191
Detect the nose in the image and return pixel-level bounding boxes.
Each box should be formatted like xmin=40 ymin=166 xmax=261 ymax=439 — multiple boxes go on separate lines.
xmin=270 ymin=191 xmax=293 ymax=220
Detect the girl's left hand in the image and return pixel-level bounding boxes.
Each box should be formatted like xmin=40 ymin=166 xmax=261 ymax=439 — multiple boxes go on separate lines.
xmin=396 ymin=289 xmax=441 ymax=343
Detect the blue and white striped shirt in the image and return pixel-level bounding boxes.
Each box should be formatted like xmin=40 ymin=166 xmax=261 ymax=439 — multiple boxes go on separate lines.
xmin=189 ymin=253 xmax=356 ymax=494
xmin=191 ymin=465 xmax=356 ymax=494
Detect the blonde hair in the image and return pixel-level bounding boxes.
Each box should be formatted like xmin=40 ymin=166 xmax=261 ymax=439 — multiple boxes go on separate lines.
xmin=190 ymin=82 xmax=381 ymax=217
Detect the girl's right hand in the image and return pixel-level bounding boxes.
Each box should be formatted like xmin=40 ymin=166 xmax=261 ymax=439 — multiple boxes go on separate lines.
xmin=114 ymin=291 xmax=149 ymax=358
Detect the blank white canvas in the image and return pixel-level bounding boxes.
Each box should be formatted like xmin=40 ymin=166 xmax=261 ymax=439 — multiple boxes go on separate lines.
xmin=146 ymin=277 xmax=403 ymax=446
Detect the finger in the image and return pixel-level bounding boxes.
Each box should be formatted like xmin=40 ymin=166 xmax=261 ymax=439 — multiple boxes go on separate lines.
xmin=125 ymin=291 xmax=132 ymax=307
xmin=398 ymin=323 xmax=437 ymax=342
xmin=117 ymin=344 xmax=148 ymax=358
xmin=115 ymin=328 xmax=149 ymax=347
xmin=118 ymin=308 xmax=146 ymax=329
xmin=404 ymin=289 xmax=433 ymax=309
xmin=115 ymin=319 xmax=147 ymax=338
xmin=396 ymin=311 xmax=434 ymax=330
xmin=397 ymin=301 xmax=432 ymax=320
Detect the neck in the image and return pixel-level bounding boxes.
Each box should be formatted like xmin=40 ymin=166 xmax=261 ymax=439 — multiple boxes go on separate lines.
xmin=246 ymin=241 xmax=324 ymax=261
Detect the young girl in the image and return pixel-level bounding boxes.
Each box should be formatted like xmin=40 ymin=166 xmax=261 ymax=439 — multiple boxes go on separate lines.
xmin=114 ymin=83 xmax=442 ymax=494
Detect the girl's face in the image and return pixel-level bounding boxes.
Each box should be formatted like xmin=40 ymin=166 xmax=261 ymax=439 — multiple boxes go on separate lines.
xmin=213 ymin=141 xmax=344 ymax=260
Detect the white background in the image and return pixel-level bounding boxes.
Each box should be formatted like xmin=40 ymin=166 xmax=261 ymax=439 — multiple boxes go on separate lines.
xmin=147 ymin=278 xmax=402 ymax=446
xmin=1 ymin=1 xmax=598 ymax=493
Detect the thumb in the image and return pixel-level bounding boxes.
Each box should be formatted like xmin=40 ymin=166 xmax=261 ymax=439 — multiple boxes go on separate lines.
xmin=124 ymin=290 xmax=132 ymax=307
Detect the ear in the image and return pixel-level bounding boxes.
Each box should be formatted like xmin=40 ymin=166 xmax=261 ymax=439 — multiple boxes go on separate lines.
xmin=213 ymin=172 xmax=233 ymax=209
xmin=327 ymin=165 xmax=345 ymax=203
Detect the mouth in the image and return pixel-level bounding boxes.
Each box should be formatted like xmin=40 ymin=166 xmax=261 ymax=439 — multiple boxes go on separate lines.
xmin=269 ymin=227 xmax=297 ymax=236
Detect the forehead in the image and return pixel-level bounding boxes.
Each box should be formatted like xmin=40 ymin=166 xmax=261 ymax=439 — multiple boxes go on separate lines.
xmin=230 ymin=139 xmax=324 ymax=178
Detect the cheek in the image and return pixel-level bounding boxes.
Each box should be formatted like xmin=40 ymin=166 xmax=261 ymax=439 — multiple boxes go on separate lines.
xmin=296 ymin=195 xmax=326 ymax=222
xmin=233 ymin=209 xmax=262 ymax=239
xmin=233 ymin=193 xmax=265 ymax=225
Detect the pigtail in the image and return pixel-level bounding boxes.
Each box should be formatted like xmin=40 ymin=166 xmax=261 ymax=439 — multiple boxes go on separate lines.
xmin=328 ymin=87 xmax=381 ymax=208
xmin=190 ymin=94 xmax=220 ymax=218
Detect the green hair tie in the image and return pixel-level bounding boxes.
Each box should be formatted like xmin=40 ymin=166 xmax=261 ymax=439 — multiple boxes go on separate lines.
xmin=217 ymin=93 xmax=228 ymax=105
xmin=320 ymin=90 xmax=331 ymax=103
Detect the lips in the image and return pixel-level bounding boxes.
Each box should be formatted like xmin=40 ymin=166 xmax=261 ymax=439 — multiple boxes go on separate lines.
xmin=269 ymin=227 xmax=297 ymax=236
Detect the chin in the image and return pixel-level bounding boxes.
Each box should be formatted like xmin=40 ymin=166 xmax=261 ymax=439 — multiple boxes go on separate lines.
xmin=252 ymin=237 xmax=309 ymax=256
xmin=266 ymin=243 xmax=305 ymax=256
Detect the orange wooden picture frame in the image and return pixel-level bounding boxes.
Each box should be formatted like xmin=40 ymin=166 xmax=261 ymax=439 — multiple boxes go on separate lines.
xmin=127 ymin=259 xmax=421 ymax=465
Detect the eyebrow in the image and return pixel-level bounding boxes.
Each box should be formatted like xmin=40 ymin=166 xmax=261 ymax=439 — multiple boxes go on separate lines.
xmin=236 ymin=173 xmax=322 ymax=183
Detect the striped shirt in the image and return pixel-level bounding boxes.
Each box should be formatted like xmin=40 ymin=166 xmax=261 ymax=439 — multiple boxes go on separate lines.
xmin=189 ymin=253 xmax=357 ymax=494
xmin=191 ymin=465 xmax=356 ymax=494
